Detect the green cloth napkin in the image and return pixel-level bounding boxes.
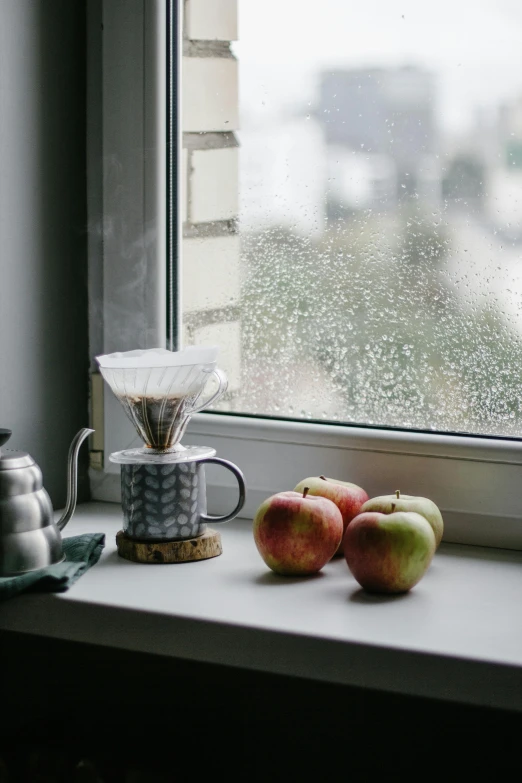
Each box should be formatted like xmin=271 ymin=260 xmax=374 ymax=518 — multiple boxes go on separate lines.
xmin=0 ymin=533 xmax=105 ymax=601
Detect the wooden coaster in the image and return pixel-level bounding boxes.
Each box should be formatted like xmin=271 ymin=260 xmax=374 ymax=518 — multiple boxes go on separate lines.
xmin=116 ymin=528 xmax=222 ymax=564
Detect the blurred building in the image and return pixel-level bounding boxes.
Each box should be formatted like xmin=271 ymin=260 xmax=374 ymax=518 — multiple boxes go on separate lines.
xmin=484 ymin=95 xmax=522 ymax=240
xmin=319 ymin=65 xmax=439 ymax=209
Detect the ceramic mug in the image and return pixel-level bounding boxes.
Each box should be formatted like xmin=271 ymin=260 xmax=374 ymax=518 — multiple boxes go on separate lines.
xmin=120 ymin=457 xmax=246 ymax=541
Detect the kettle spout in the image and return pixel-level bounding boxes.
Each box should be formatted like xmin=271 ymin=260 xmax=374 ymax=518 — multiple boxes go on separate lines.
xmin=56 ymin=428 xmax=94 ymax=531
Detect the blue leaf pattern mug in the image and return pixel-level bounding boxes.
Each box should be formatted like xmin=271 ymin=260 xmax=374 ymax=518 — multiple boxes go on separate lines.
xmin=121 ymin=457 xmax=246 ymax=541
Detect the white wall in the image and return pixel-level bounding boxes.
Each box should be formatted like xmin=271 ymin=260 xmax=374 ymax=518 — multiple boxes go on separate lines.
xmin=0 ymin=0 xmax=89 ymax=505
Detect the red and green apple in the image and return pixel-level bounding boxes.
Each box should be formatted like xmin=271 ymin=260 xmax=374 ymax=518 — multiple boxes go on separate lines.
xmin=253 ymin=488 xmax=343 ymax=576
xmin=361 ymin=490 xmax=444 ymax=548
xmin=344 ymin=509 xmax=436 ymax=593
xmin=293 ymin=476 xmax=369 ymax=556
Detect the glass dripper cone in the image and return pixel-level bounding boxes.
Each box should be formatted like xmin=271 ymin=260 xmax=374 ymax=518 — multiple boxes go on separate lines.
xmin=96 ymin=347 xmax=227 ymax=452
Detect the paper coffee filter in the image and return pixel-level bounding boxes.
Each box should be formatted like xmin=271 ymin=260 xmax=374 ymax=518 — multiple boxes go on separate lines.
xmin=95 ymin=347 xmax=221 ymax=400
xmin=96 ymin=345 xmax=219 ymax=369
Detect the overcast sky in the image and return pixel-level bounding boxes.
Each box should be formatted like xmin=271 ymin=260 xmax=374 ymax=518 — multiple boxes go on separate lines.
xmin=234 ymin=1 xmax=522 ymax=133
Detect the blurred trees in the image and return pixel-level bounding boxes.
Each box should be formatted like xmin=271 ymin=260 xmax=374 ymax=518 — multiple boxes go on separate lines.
xmin=239 ymin=210 xmax=522 ymax=435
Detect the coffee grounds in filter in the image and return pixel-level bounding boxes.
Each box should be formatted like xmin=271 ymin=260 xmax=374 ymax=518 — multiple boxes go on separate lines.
xmin=117 ymin=393 xmax=197 ymax=450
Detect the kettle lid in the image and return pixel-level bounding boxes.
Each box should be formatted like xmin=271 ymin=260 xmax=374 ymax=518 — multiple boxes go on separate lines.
xmin=0 ymin=429 xmax=35 ymax=470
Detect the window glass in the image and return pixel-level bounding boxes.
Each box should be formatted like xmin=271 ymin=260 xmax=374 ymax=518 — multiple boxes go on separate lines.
xmin=188 ymin=1 xmax=522 ymax=437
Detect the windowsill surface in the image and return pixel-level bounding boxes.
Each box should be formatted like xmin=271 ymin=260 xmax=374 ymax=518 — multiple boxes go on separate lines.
xmin=1 ymin=502 xmax=521 ymax=712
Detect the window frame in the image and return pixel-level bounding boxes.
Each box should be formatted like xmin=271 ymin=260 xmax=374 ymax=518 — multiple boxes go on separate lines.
xmin=88 ymin=0 xmax=182 ymax=358
xmin=89 ymin=0 xmax=522 ymax=552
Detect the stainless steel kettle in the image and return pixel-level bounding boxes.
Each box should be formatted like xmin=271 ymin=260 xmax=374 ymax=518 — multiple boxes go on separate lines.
xmin=0 ymin=428 xmax=93 ymax=576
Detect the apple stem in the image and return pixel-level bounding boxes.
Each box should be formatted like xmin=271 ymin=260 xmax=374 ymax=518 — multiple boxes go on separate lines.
xmin=391 ymin=503 xmax=396 ymax=512
xmin=303 ymin=487 xmax=310 ymax=499
xmin=396 ymin=490 xmax=400 ymax=499
xmin=319 ymin=475 xmax=327 ymax=481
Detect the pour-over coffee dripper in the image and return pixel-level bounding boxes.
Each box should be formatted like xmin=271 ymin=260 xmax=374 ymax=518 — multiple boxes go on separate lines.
xmin=96 ymin=347 xmax=246 ymax=558
xmin=96 ymin=346 xmax=227 ymax=462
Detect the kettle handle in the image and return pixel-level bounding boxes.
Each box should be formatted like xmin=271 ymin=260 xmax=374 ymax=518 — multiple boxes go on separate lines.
xmin=56 ymin=428 xmax=94 ymax=531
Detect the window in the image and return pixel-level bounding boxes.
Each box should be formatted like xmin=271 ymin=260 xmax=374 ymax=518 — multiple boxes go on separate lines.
xmin=187 ymin=0 xmax=522 ymax=438
xmin=90 ymin=1 xmax=522 ymax=551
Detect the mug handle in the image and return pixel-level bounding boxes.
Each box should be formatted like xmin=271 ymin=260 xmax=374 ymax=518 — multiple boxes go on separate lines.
xmin=189 ymin=367 xmax=228 ymax=415
xmin=199 ymin=457 xmax=246 ymax=524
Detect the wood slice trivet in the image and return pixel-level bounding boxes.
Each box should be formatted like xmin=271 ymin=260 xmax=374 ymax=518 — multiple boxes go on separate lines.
xmin=116 ymin=528 xmax=222 ymax=564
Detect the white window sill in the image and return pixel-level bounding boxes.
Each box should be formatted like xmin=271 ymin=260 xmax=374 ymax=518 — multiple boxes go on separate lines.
xmin=1 ymin=501 xmax=521 ymax=713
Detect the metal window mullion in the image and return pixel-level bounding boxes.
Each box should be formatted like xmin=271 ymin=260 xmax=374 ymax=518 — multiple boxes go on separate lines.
xmin=167 ymin=0 xmax=182 ymax=351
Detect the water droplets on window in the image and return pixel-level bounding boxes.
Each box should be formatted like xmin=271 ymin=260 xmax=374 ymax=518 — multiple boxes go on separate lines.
xmin=196 ymin=0 xmax=522 ymax=437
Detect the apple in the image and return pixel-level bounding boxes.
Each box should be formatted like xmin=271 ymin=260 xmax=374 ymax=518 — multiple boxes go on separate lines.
xmin=344 ymin=510 xmax=436 ymax=593
xmin=293 ymin=476 xmax=369 ymax=556
xmin=253 ymin=488 xmax=344 ymax=576
xmin=361 ymin=490 xmax=444 ymax=548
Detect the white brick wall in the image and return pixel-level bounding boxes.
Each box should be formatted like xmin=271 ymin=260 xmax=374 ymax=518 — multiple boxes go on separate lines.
xmin=183 ymin=235 xmax=240 ymax=312
xmin=183 ymin=57 xmax=238 ymax=133
xmin=186 ymin=0 xmax=237 ymax=42
xmin=190 ymin=147 xmax=238 ymax=223
xmin=194 ymin=320 xmax=241 ymax=392
xmin=182 ymin=10 xmax=241 ymax=401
